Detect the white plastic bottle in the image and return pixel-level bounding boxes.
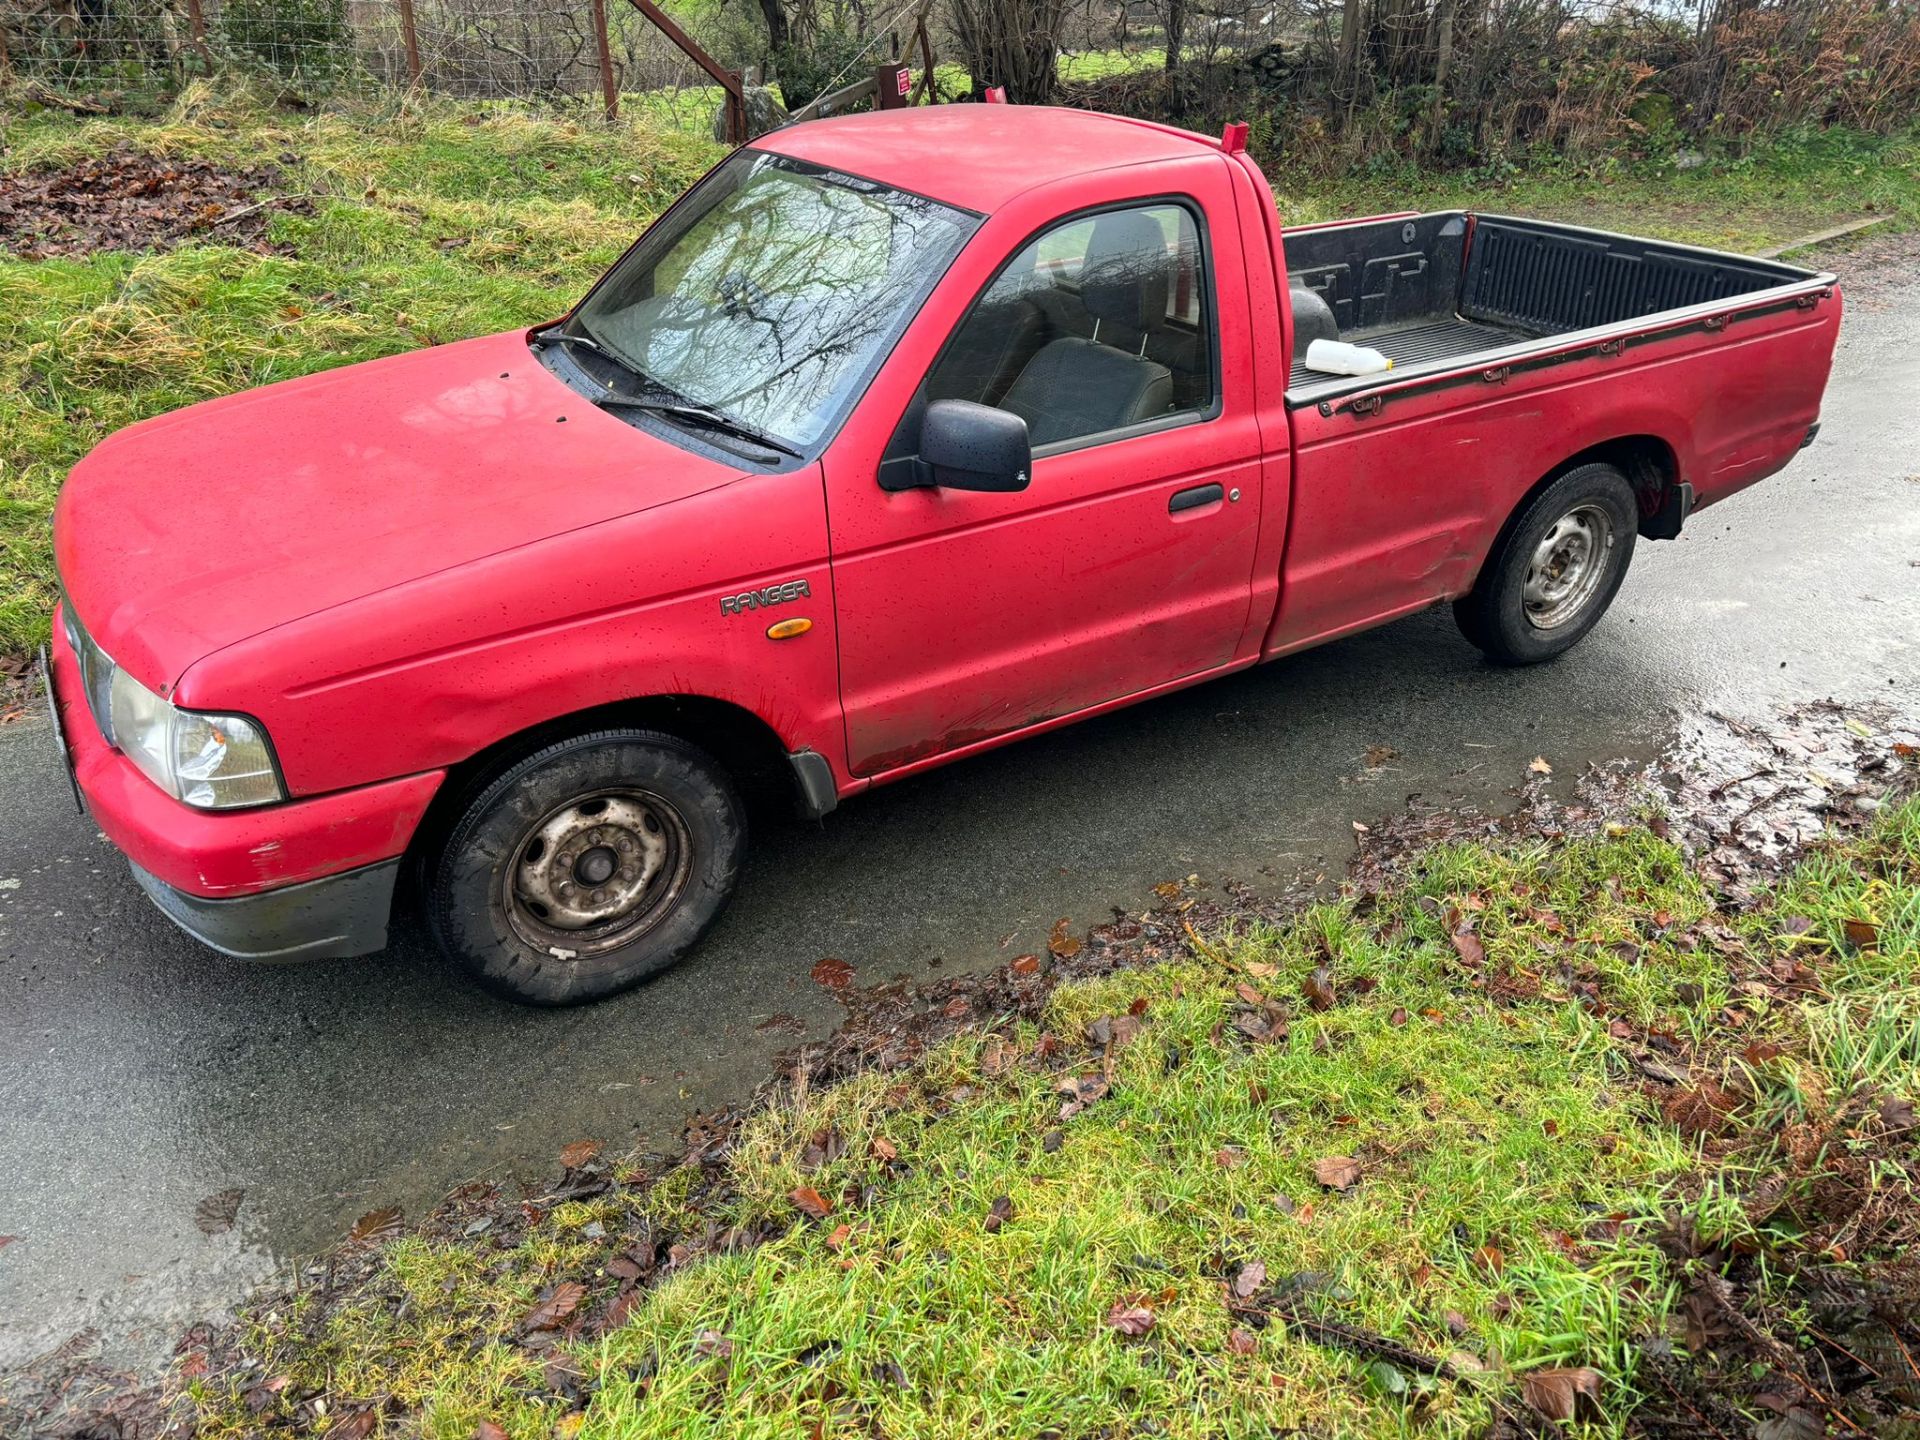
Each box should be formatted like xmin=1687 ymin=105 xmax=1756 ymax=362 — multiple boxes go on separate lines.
xmin=1304 ymin=338 xmax=1394 ymax=376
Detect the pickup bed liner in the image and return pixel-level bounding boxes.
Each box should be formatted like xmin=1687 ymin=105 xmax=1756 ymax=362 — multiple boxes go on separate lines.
xmin=1287 ymin=316 xmax=1525 ymax=387
xmin=1282 ymin=211 xmax=1821 ymax=397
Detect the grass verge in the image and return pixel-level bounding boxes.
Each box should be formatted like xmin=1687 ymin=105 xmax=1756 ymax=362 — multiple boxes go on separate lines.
xmin=182 ymin=779 xmax=1920 ymax=1439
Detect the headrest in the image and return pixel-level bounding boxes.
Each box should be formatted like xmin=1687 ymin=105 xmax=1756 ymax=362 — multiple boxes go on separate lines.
xmin=1079 ymin=210 xmax=1173 ymax=335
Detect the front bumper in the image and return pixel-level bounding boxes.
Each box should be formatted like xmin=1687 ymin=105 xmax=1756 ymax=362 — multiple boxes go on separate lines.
xmin=130 ymin=857 xmax=401 ymax=961
xmin=47 ymin=610 xmax=442 ymax=960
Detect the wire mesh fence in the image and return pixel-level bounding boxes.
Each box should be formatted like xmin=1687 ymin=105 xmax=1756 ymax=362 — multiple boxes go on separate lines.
xmin=0 ymin=0 xmax=763 ymax=131
xmin=5 ymin=0 xmax=1915 ymax=163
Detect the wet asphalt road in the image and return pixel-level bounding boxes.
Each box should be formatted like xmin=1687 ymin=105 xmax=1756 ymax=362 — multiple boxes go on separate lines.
xmin=3 ymin=258 xmax=1917 ymax=1375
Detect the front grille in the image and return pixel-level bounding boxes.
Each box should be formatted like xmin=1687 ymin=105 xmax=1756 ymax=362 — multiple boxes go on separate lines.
xmin=60 ymin=595 xmax=117 ymax=746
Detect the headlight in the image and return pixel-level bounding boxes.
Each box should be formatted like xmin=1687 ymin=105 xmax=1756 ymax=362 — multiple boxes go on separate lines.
xmin=103 ymin=660 xmax=285 ymax=809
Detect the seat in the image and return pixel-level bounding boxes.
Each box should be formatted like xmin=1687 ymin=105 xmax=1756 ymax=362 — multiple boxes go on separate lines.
xmin=999 ymin=211 xmax=1175 ymax=447
xmin=926 ymin=291 xmax=1049 ymax=408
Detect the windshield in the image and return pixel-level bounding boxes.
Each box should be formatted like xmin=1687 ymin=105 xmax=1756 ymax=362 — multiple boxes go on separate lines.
xmin=572 ymin=152 xmax=975 ymax=450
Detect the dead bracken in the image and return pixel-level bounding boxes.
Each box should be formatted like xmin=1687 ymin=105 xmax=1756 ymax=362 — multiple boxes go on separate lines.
xmin=0 ymin=147 xmax=308 ymax=260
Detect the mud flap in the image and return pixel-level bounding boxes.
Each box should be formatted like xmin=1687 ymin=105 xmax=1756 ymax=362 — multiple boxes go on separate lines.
xmin=1641 ymin=481 xmax=1694 ymax=541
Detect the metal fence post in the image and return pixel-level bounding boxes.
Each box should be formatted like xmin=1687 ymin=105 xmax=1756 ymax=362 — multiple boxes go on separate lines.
xmin=589 ymin=0 xmax=618 ymax=120
xmin=395 ymin=0 xmax=424 ymax=83
xmin=183 ymin=0 xmax=214 ymax=67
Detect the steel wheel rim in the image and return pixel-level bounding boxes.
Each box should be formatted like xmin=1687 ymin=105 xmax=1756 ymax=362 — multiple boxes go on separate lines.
xmin=1522 ymin=503 xmax=1614 ymax=630
xmin=501 ymin=788 xmax=692 ymax=959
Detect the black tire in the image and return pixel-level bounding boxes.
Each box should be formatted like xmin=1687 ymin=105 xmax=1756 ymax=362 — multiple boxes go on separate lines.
xmin=1453 ymin=461 xmax=1638 ymax=665
xmin=428 ymin=729 xmax=745 ymax=1006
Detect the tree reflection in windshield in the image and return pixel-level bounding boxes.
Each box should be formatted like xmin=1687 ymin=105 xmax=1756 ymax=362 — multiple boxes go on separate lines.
xmin=577 ymin=153 xmax=974 ymax=449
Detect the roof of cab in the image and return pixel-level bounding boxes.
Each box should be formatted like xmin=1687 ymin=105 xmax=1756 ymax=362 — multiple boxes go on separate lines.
xmin=753 ymin=105 xmax=1222 ymax=214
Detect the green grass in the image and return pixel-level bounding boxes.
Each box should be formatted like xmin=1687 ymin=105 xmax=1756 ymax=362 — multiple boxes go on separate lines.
xmin=188 ymin=799 xmax=1920 ymax=1438
xmin=0 ymin=84 xmax=718 ymax=653
xmin=5 ymin=90 xmax=1918 ymax=657
xmin=1272 ymin=124 xmax=1920 ymax=252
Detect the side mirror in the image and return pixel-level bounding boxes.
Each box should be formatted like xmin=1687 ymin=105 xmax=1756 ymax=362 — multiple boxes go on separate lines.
xmin=920 ymin=399 xmax=1031 ymax=492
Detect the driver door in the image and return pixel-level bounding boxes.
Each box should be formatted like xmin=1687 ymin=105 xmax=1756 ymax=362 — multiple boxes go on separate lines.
xmin=821 ymin=164 xmax=1266 ymax=777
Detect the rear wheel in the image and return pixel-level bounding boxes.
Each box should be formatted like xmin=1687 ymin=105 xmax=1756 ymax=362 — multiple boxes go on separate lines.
xmin=429 ymin=729 xmax=745 ymax=1006
xmin=1454 ymin=461 xmax=1638 ymax=665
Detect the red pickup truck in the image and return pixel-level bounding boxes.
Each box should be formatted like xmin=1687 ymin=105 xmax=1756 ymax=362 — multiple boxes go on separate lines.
xmin=48 ymin=104 xmax=1840 ymax=1004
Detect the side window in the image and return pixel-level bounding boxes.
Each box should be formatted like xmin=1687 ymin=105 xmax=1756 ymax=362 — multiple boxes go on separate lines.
xmin=923 ymin=203 xmax=1214 ymax=450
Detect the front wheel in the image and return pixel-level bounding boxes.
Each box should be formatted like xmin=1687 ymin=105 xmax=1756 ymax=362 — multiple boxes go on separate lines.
xmin=1454 ymin=461 xmax=1638 ymax=665
xmin=428 ymin=729 xmax=745 ymax=1006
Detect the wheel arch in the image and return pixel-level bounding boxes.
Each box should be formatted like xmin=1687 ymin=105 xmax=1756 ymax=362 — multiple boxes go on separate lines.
xmin=1470 ymin=434 xmax=1678 ymax=594
xmin=400 ymin=694 xmax=829 ymax=896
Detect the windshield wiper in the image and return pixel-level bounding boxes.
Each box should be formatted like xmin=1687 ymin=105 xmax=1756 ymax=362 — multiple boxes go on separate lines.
xmin=531 ymin=323 xmax=639 ymax=374
xmin=592 ymin=393 xmax=802 ymax=460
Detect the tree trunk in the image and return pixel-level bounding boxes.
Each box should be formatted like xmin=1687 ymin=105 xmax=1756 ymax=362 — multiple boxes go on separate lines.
xmin=1163 ymin=0 xmax=1184 ymax=76
xmin=1335 ymin=0 xmax=1362 ymax=134
xmin=1427 ymin=0 xmax=1454 ymax=150
xmin=757 ymin=0 xmax=790 ymax=61
xmin=950 ymin=0 xmax=1064 ymax=104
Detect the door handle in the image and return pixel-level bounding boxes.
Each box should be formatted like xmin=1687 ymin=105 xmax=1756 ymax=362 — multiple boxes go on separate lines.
xmin=1168 ymin=483 xmax=1224 ymax=514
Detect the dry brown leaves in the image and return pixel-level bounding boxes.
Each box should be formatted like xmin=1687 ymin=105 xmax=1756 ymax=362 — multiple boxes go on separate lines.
xmin=0 ymin=147 xmax=306 ymax=259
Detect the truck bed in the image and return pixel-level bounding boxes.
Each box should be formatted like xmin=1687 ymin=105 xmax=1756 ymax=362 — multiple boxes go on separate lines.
xmin=1282 ymin=212 xmax=1818 ymax=397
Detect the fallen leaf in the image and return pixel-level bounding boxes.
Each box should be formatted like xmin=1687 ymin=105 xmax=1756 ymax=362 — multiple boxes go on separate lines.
xmin=332 ymin=1413 xmax=377 ymax=1440
xmin=1041 ymin=1129 xmax=1065 ymax=1153
xmin=1529 ymin=756 xmax=1553 ymax=775
xmin=1048 ymin=918 xmax=1083 ymax=959
xmin=475 ymin=1424 xmax=510 ymax=1440
xmin=810 ymin=956 xmax=855 ymax=988
xmin=1010 ymin=954 xmax=1041 ymax=976
xmin=1216 ymin=1146 xmax=1246 ymax=1169
xmin=1312 ymin=1156 xmax=1362 ymax=1191
xmin=790 ymin=1187 xmax=833 ymax=1220
xmin=1105 ymin=1300 xmax=1156 ymax=1335
xmin=1449 ymin=930 xmax=1486 ymax=968
xmin=825 ymin=1224 xmax=852 ymax=1252
xmin=522 ymin=1281 xmax=586 ymax=1333
xmin=1086 ymin=1014 xmax=1143 ymax=1049
xmin=559 ymin=1139 xmax=600 ymax=1170
xmin=348 ymin=1206 xmax=403 ymax=1244
xmin=1843 ymin=918 xmax=1880 ymax=951
xmin=693 ymin=1328 xmax=733 ymax=1359
xmin=1227 ymin=1327 xmax=1258 ymax=1355
xmin=1662 ymin=1080 xmax=1739 ymax=1137
xmin=979 ymin=1034 xmax=1014 ymax=1076
xmin=1473 ymin=1244 xmax=1506 ymax=1274
xmin=194 ymin=1187 xmax=245 ymax=1236
xmin=1389 ymin=1007 xmax=1409 ymax=1027
xmin=1522 ymin=1365 xmax=1605 ymax=1423
xmin=1232 ymin=1259 xmax=1267 ymax=1299
xmin=869 ymin=1136 xmax=898 ymax=1163
xmin=984 ymin=1195 xmax=1014 ymax=1233
xmin=1302 ymin=964 xmax=1337 ymax=1011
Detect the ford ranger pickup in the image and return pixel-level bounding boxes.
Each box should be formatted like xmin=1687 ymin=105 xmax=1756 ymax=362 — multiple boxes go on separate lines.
xmin=47 ymin=103 xmax=1841 ymax=1004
